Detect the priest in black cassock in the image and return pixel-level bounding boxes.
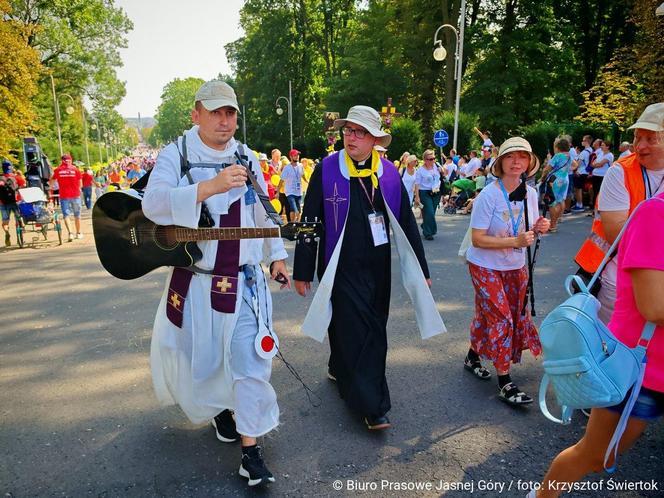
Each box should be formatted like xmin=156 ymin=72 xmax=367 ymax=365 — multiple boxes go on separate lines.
xmin=293 ymin=105 xmax=446 ymax=430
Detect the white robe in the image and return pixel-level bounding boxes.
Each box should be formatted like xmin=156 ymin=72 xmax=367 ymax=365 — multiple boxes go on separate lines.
xmin=142 ymin=127 xmax=287 ymax=435
xmin=300 ymin=150 xmax=447 ymax=342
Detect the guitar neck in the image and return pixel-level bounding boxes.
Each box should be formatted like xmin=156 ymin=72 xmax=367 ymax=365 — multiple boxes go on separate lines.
xmin=174 ymin=226 xmax=280 ymax=242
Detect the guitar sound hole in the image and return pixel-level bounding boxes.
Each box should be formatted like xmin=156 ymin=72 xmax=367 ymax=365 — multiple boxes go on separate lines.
xmin=153 ymin=226 xmax=179 ymax=250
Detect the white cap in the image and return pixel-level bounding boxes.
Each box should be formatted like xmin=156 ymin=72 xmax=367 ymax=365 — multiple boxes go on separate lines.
xmin=258 ymin=153 xmax=268 ymax=161
xmin=628 ymin=103 xmax=664 ymax=132
xmin=194 ymin=80 xmax=240 ymax=112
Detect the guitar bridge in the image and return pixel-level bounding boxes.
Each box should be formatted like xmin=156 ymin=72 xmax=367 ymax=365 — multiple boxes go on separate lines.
xmin=129 ymin=227 xmax=138 ymax=246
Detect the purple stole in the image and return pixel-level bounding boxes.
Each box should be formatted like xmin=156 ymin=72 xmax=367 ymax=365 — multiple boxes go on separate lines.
xmin=166 ymin=200 xmax=241 ymax=327
xmin=321 ymin=151 xmax=402 ymax=265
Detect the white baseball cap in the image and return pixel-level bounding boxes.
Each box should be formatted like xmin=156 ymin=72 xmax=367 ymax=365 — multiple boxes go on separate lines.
xmin=628 ymin=103 xmax=664 ymax=132
xmin=194 ymin=80 xmax=240 ymax=112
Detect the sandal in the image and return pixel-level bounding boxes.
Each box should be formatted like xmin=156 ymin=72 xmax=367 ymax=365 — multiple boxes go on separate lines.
xmin=498 ymin=382 xmax=533 ymax=406
xmin=464 ymin=357 xmax=491 ymax=380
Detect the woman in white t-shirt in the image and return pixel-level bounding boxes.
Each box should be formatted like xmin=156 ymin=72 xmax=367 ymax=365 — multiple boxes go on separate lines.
xmin=464 ymin=137 xmax=550 ymax=406
xmin=414 ymin=150 xmax=442 ymax=240
xmin=401 ymin=154 xmax=418 ymax=206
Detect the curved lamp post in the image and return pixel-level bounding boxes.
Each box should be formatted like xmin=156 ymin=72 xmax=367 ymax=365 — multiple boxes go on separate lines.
xmin=433 ymin=0 xmax=466 ymax=151
xmin=275 ymin=80 xmax=293 ymax=151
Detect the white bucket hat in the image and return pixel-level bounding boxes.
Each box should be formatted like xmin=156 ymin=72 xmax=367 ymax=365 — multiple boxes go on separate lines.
xmin=491 ymin=137 xmax=540 ymax=178
xmin=628 ymin=102 xmax=664 ymax=132
xmin=334 ymin=105 xmax=392 ymax=147
xmin=194 ymin=80 xmax=240 ymax=112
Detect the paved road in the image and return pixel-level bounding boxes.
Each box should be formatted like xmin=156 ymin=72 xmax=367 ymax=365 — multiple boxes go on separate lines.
xmin=1 ymin=207 xmax=662 ymax=497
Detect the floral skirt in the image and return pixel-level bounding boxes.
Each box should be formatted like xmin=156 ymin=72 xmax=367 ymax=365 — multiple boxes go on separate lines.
xmin=468 ymin=262 xmax=542 ymax=371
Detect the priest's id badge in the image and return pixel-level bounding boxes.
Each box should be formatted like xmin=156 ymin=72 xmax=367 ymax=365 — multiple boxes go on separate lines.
xmin=368 ymin=212 xmax=388 ymax=246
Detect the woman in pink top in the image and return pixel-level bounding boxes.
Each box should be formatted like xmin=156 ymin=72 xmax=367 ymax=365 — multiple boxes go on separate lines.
xmin=531 ymin=192 xmax=664 ymax=498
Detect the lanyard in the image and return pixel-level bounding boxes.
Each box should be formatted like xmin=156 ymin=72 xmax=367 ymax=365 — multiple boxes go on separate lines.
xmin=498 ymin=179 xmax=524 ymax=236
xmin=641 ymin=166 xmax=664 ymax=199
xmin=357 ymin=176 xmax=376 ymax=212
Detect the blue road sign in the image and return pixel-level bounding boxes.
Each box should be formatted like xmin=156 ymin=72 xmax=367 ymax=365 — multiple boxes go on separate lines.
xmin=433 ymin=129 xmax=449 ymax=147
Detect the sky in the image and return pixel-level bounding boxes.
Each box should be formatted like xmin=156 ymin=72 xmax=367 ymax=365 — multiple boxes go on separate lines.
xmin=114 ymin=0 xmax=245 ymax=119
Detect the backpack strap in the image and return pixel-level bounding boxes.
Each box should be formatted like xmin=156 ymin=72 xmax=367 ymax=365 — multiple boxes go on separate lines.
xmin=538 ymin=374 xmax=573 ymax=425
xmin=234 ymin=143 xmax=283 ymax=226
xmin=603 ymin=367 xmax=646 ymax=473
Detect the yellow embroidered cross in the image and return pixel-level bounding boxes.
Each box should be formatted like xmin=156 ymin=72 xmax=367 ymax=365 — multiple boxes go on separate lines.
xmin=216 ymin=277 xmax=233 ymax=293
xmin=170 ymin=293 xmax=181 ymax=310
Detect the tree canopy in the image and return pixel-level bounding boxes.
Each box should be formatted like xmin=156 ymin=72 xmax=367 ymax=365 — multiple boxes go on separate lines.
xmin=221 ymin=0 xmax=663 ymax=156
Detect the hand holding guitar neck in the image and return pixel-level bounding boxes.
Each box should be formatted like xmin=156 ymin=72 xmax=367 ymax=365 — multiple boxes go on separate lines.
xmin=197 ymin=164 xmax=248 ymax=202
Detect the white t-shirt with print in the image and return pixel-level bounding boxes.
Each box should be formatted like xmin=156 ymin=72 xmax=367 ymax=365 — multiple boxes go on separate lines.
xmin=466 ymin=182 xmax=540 ymax=271
xmin=281 ymin=162 xmax=304 ymax=196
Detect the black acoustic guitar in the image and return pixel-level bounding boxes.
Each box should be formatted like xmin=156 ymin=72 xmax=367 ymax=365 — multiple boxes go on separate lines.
xmin=92 ymin=191 xmax=321 ymax=280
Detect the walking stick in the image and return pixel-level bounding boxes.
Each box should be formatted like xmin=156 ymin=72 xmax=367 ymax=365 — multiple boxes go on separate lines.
xmin=510 ymin=175 xmax=537 ymax=316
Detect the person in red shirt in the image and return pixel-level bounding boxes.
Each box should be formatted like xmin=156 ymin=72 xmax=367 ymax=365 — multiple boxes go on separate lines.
xmin=259 ymin=153 xmax=277 ymax=200
xmin=50 ymin=154 xmax=82 ymax=241
xmin=81 ymin=166 xmax=95 ymax=209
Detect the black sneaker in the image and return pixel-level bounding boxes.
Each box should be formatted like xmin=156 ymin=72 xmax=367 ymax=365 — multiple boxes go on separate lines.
xmin=211 ymin=409 xmax=240 ymax=443
xmin=239 ymin=445 xmax=275 ymax=486
xmin=4 ymin=231 xmax=10 ymax=247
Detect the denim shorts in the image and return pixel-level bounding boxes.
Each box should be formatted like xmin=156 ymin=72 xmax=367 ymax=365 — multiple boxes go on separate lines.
xmin=1 ymin=203 xmax=20 ymax=222
xmin=287 ymin=195 xmax=301 ymax=213
xmin=60 ymin=197 xmax=81 ymax=217
xmin=607 ymin=386 xmax=664 ymax=421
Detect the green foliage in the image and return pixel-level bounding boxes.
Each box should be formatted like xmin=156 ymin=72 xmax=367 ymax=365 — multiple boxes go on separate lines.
xmin=577 ymin=48 xmax=647 ymax=130
xmin=517 ymin=121 xmax=562 ymax=160
xmin=153 ymin=78 xmax=205 ymax=143
xmin=432 ymin=111 xmax=480 ymax=155
xmin=462 ymin=0 xmax=582 ymax=141
xmin=0 ymin=0 xmax=42 ymax=158
xmin=9 ymin=0 xmax=132 ymax=147
xmin=388 ymin=117 xmax=422 ymax=160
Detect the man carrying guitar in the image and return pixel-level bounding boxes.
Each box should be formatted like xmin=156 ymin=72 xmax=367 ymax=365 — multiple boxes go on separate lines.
xmin=142 ymin=80 xmax=290 ymax=487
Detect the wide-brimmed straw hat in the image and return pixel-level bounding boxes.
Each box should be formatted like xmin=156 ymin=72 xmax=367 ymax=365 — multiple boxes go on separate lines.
xmin=491 ymin=137 xmax=540 ymax=178
xmin=334 ymin=105 xmax=392 ymax=147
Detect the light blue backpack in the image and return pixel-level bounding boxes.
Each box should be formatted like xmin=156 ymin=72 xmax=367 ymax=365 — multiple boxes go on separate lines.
xmin=538 ymin=198 xmax=660 ymax=472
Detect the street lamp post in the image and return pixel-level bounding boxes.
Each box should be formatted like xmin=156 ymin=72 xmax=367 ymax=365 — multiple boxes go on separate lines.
xmin=90 ymin=121 xmax=103 ymax=163
xmin=81 ymin=107 xmax=91 ymax=165
xmin=49 ymin=74 xmax=64 ymax=156
xmin=275 ymin=80 xmax=293 ymax=151
xmin=433 ymin=0 xmax=466 ymax=151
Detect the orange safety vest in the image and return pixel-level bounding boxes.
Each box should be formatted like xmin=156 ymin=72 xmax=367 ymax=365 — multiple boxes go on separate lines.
xmin=574 ymin=153 xmax=646 ymax=273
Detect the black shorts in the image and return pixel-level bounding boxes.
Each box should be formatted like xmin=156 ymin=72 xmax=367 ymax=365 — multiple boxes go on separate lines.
xmin=573 ymin=174 xmax=588 ymax=190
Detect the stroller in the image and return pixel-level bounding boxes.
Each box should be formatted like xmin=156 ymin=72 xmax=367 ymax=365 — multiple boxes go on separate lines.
xmin=16 ymin=187 xmax=62 ymax=247
xmin=443 ymin=188 xmax=471 ymax=214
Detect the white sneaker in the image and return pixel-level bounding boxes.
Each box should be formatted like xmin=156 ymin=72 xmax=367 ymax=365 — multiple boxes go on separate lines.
xmin=68 ymin=233 xmax=74 ymax=242
xmin=76 ymin=233 xmax=83 ymax=239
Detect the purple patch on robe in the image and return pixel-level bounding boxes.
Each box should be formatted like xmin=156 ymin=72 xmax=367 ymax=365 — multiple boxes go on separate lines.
xmin=322 ymin=152 xmax=401 ymax=265
xmin=166 ymin=268 xmax=194 ymax=327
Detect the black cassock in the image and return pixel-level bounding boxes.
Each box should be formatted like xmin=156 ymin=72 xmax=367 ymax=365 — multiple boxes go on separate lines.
xmin=293 ymin=159 xmax=429 ymax=417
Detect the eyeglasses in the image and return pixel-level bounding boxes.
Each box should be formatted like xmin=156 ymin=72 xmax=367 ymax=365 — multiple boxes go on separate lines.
xmin=341 ymin=126 xmax=368 ymax=139
xmin=424 ymin=157 xmax=435 ymax=161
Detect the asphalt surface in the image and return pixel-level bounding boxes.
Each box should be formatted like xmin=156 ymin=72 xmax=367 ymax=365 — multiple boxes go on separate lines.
xmin=1 ymin=205 xmax=662 ymax=498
